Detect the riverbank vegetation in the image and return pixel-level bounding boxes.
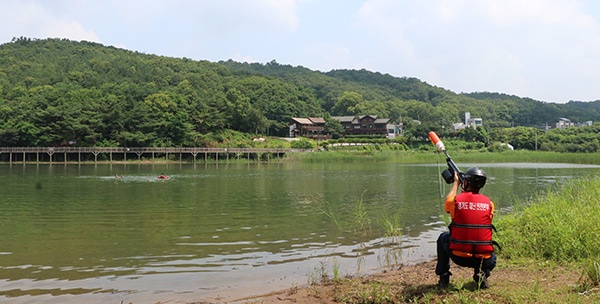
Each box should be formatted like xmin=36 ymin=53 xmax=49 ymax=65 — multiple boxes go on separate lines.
xmin=495 ymin=176 xmax=600 ymax=291
xmin=286 ymin=149 xmax=600 ymax=165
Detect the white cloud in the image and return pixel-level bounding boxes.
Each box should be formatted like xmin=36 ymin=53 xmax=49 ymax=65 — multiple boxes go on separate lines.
xmin=109 ymin=0 xmax=171 ymax=25
xmin=304 ymin=44 xmax=353 ymax=72
xmin=156 ymin=0 xmax=300 ymax=34
xmin=230 ymin=53 xmax=257 ymax=64
xmin=0 ymin=0 xmax=99 ymax=43
xmin=43 ymin=20 xmax=99 ymax=42
xmin=354 ymin=0 xmax=600 ymax=102
xmin=261 ymin=0 xmax=299 ymax=30
xmin=207 ymin=0 xmax=299 ymax=35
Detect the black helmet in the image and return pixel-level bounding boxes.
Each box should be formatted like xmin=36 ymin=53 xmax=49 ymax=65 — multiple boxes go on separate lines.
xmin=463 ymin=167 xmax=487 ymax=190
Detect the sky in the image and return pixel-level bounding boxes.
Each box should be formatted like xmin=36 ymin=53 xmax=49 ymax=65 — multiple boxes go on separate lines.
xmin=2 ymin=0 xmax=600 ymax=104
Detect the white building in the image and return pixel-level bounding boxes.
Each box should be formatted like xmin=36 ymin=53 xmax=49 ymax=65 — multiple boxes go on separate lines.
xmin=556 ymin=118 xmax=574 ymax=129
xmin=386 ymin=123 xmax=403 ymax=139
xmin=465 ymin=112 xmax=483 ymax=129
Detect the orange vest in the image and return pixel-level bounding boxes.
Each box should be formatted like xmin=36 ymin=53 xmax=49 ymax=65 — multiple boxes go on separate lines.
xmin=449 ymin=192 xmax=494 ymax=254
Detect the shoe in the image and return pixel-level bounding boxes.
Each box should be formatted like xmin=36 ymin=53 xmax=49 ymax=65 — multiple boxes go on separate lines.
xmin=473 ymin=273 xmax=490 ymax=289
xmin=438 ymin=272 xmax=451 ymax=288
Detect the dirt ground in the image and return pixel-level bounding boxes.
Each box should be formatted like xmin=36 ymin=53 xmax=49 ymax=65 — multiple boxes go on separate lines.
xmin=205 ymin=259 xmax=597 ymax=304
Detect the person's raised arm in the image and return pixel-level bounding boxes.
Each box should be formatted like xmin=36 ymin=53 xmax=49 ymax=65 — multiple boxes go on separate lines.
xmin=445 ymin=171 xmax=460 ymax=200
xmin=444 ymin=172 xmax=460 ymax=217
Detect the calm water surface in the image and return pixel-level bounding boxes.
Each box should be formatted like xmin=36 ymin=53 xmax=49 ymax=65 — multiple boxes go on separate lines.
xmin=0 ymin=162 xmax=599 ymax=303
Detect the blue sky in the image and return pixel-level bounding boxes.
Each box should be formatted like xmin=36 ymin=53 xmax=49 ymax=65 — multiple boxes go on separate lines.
xmin=3 ymin=0 xmax=600 ymax=104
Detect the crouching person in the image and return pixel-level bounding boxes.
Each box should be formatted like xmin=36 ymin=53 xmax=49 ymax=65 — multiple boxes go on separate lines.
xmin=435 ymin=167 xmax=497 ymax=289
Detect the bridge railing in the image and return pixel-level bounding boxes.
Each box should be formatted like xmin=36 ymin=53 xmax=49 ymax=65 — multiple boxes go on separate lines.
xmin=0 ymin=147 xmax=306 ymax=153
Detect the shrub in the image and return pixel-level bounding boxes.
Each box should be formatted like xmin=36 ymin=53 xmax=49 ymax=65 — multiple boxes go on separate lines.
xmin=487 ymin=142 xmax=512 ymax=152
xmin=290 ymin=138 xmax=315 ymax=150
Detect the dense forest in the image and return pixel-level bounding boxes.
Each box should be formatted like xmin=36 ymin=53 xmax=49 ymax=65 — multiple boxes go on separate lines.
xmin=1 ymin=37 xmax=600 ymax=149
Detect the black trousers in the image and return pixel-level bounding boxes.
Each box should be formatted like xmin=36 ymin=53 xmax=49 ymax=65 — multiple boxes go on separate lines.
xmin=435 ymin=231 xmax=496 ymax=278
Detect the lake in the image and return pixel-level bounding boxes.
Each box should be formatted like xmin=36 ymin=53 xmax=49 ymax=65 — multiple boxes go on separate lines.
xmin=0 ymin=161 xmax=598 ymax=303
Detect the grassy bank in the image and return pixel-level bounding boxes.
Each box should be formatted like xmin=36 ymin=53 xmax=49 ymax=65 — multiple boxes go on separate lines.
xmin=496 ymin=176 xmax=600 ymax=263
xmin=449 ymin=150 xmax=600 ymax=165
xmin=287 ymin=150 xmax=434 ymax=163
xmin=287 ymin=149 xmax=600 ymax=165
xmin=494 ymin=176 xmax=600 ymax=299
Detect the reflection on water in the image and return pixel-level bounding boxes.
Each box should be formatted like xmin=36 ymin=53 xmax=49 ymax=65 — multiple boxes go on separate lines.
xmin=0 ymin=162 xmax=598 ymax=303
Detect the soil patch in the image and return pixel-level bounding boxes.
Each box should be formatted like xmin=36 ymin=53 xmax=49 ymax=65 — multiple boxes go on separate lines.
xmin=207 ymin=259 xmax=599 ymax=304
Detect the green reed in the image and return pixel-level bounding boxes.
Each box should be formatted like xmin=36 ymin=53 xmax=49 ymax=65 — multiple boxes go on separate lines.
xmin=377 ymin=213 xmax=403 ymax=267
xmin=318 ymin=190 xmax=407 ymax=275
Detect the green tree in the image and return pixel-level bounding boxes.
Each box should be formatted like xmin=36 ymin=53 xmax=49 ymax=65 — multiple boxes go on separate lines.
xmin=324 ymin=116 xmax=345 ymax=139
xmin=225 ymin=88 xmax=252 ymax=131
xmin=493 ymin=126 xmax=539 ymax=150
xmin=331 ymin=91 xmax=364 ymax=115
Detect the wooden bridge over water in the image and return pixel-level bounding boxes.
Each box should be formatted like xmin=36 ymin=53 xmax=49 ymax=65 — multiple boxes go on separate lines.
xmin=0 ymin=147 xmax=308 ymax=164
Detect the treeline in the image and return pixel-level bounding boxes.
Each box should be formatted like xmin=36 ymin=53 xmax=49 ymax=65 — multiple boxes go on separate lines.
xmin=1 ymin=37 xmax=600 ymax=149
xmin=492 ymin=125 xmax=600 ymax=153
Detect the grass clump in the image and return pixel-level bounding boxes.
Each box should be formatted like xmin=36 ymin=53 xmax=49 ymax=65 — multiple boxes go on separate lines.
xmin=334 ymin=281 xmax=394 ymax=304
xmin=495 ymin=176 xmax=600 ymax=262
xmin=578 ymin=260 xmax=600 ymax=295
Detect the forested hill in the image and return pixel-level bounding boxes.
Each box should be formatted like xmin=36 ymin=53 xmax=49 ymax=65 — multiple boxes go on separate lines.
xmin=218 ymin=63 xmax=600 ymax=128
xmin=1 ymin=37 xmax=599 ymax=147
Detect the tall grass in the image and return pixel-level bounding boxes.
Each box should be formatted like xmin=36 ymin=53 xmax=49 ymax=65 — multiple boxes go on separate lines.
xmin=495 ymin=176 xmax=600 ymax=262
xmin=452 ymin=150 xmax=600 ymax=164
xmin=287 ymin=149 xmax=600 ymax=165
xmin=289 ymin=150 xmax=441 ymax=164
xmin=288 ymin=150 xmax=398 ymax=163
xmin=352 ymin=191 xmax=372 ymax=238
xmin=319 ymin=191 xmax=407 ymax=274
xmin=378 ymin=213 xmax=403 ymax=267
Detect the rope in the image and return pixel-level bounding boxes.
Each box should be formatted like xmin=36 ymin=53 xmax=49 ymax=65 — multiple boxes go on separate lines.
xmin=435 ymin=151 xmax=446 ymax=198
xmin=437 ymin=151 xmax=449 ymax=224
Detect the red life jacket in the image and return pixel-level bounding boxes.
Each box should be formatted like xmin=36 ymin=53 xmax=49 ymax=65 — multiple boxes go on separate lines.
xmin=449 ymin=192 xmax=494 ymax=253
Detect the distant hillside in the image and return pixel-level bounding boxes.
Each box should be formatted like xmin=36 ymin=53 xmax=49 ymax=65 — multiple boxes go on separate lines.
xmin=219 ymin=61 xmax=600 ymax=128
xmin=564 ymin=100 xmax=600 ymax=118
xmin=0 ymin=37 xmax=598 ymax=147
